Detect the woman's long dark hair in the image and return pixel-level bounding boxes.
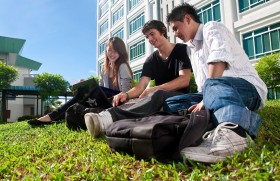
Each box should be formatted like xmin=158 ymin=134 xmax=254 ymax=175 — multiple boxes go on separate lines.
xmin=103 ymin=37 xmax=133 ymax=89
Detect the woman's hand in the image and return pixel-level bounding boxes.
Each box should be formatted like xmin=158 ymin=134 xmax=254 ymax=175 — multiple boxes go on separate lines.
xmin=112 ymin=92 xmax=128 ymax=107
xmin=188 ymin=101 xmax=204 ymax=112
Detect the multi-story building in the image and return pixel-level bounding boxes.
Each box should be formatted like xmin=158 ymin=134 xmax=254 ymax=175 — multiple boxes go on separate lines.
xmin=0 ymin=36 xmax=42 ymax=122
xmin=96 ymin=0 xmax=280 ymax=89
xmin=162 ymin=0 xmax=280 ymax=63
xmin=97 ymin=0 xmax=161 ymax=82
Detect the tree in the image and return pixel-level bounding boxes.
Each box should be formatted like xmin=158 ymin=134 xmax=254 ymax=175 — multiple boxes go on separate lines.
xmin=189 ymin=73 xmax=197 ymax=93
xmin=0 ymin=61 xmax=18 ymax=90
xmin=34 ymin=72 xmax=68 ymax=100
xmin=88 ymin=75 xmax=100 ymax=85
xmin=255 ymin=52 xmax=280 ymax=99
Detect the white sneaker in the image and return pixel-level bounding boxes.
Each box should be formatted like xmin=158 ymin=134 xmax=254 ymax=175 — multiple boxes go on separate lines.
xmin=84 ymin=111 xmax=113 ymax=138
xmin=181 ymin=122 xmax=253 ymax=163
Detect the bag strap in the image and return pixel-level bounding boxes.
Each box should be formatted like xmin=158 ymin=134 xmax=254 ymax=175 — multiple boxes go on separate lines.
xmin=178 ymin=109 xmax=213 ymax=151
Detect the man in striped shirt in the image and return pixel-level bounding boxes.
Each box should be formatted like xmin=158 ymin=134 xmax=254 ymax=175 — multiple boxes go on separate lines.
xmin=165 ymin=3 xmax=267 ymax=163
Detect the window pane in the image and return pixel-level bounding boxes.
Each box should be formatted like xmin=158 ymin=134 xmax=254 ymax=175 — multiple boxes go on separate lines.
xmin=243 ymin=38 xmax=254 ymax=59
xmin=207 ymin=9 xmax=212 ymax=21
xmin=263 ymin=33 xmax=271 ymax=52
xmin=213 ymin=5 xmax=221 ymax=21
xmin=255 ymin=35 xmax=263 ymax=54
xmin=239 ymin=0 xmax=249 ymax=12
xmin=203 ymin=11 xmax=208 ymax=23
xmin=271 ymin=30 xmax=280 ymax=50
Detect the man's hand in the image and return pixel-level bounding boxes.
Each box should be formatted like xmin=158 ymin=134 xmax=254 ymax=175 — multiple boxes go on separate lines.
xmin=112 ymin=92 xmax=129 ymax=107
xmin=139 ymin=87 xmax=158 ymax=98
xmin=188 ymin=101 xmax=204 ymax=112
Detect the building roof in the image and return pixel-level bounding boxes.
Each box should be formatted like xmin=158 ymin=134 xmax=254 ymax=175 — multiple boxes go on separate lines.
xmin=3 ymin=86 xmax=41 ymax=96
xmin=2 ymin=86 xmax=73 ymax=96
xmin=16 ymin=55 xmax=42 ymax=71
xmin=0 ymin=36 xmax=25 ymax=54
xmin=0 ymin=36 xmax=42 ymax=70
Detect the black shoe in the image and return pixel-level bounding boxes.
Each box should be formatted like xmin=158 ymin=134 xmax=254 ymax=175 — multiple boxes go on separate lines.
xmin=28 ymin=119 xmax=54 ymax=126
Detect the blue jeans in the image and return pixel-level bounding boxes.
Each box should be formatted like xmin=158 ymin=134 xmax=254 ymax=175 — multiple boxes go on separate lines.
xmin=163 ymin=77 xmax=262 ymax=137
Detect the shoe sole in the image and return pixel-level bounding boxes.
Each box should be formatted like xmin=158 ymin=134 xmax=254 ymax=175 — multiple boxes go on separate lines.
xmin=84 ymin=113 xmax=101 ymax=138
xmin=181 ymin=148 xmax=226 ymax=163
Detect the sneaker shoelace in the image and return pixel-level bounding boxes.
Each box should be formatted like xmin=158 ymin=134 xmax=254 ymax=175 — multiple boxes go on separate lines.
xmin=202 ymin=122 xmax=238 ymax=145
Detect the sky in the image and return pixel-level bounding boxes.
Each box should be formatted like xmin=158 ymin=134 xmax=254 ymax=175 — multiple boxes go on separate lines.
xmin=0 ymin=0 xmax=97 ymax=85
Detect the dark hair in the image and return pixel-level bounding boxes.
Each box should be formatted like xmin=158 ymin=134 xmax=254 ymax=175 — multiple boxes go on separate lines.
xmin=167 ymin=3 xmax=201 ymax=24
xmin=104 ymin=37 xmax=132 ymax=89
xmin=142 ymin=20 xmax=167 ymax=38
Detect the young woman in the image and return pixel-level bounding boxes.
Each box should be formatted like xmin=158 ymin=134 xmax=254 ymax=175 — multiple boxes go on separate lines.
xmin=99 ymin=37 xmax=133 ymax=93
xmin=28 ymin=37 xmax=133 ymax=125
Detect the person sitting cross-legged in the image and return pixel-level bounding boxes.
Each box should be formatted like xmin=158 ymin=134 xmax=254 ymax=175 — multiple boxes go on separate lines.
xmin=163 ymin=3 xmax=268 ymax=163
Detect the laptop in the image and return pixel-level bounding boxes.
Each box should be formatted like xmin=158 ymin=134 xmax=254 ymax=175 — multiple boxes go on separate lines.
xmin=71 ymin=78 xmax=120 ymax=109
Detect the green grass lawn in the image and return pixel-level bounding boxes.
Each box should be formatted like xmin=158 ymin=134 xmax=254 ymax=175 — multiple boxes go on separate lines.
xmin=0 ymin=100 xmax=279 ymax=180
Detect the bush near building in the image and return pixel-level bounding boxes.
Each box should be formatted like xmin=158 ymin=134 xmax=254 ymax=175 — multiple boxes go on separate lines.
xmin=255 ymin=52 xmax=280 ymax=100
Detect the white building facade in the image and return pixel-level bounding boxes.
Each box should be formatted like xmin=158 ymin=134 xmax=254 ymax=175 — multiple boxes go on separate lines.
xmin=97 ymin=0 xmax=161 ymax=82
xmin=96 ymin=0 xmax=280 ymax=82
xmin=0 ymin=36 xmax=42 ymax=122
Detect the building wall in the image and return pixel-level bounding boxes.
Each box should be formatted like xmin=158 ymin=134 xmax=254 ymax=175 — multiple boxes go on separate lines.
xmin=2 ymin=53 xmax=42 ymax=122
xmin=23 ymin=75 xmax=42 ymax=116
xmin=96 ymin=0 xmax=160 ymax=82
xmin=96 ymin=0 xmax=280 ymax=82
xmin=7 ymin=67 xmax=27 ymax=122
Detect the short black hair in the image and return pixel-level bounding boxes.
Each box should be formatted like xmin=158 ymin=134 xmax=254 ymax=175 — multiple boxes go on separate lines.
xmin=142 ymin=20 xmax=167 ymax=39
xmin=167 ymin=3 xmax=201 ymax=24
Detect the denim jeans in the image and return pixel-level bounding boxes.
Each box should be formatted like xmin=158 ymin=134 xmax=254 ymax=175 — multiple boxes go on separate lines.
xmin=163 ymin=77 xmax=262 ymax=137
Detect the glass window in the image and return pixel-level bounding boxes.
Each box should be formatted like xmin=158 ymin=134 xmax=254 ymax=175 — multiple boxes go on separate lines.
xmin=100 ymin=20 xmax=108 ymax=36
xmin=263 ymin=33 xmax=271 ymax=52
xmin=113 ymin=6 xmax=124 ymax=25
xmin=99 ymin=62 xmax=104 ymax=74
xmin=99 ymin=41 xmax=106 ymax=56
xmin=112 ymin=0 xmax=119 ymax=5
xmin=255 ymin=35 xmax=263 ymax=54
xmin=243 ymin=38 xmax=254 ymax=59
xmin=113 ymin=28 xmax=124 ymax=39
xmin=271 ymin=30 xmax=280 ymax=50
xmin=129 ymin=0 xmax=143 ymax=11
xmin=100 ymin=0 xmax=109 ymax=17
xmin=133 ymin=70 xmax=142 ymax=83
xmin=130 ymin=40 xmax=145 ymax=61
xmin=129 ymin=13 xmax=145 ymax=35
xmin=239 ymin=0 xmax=270 ymax=13
xmin=242 ymin=22 xmax=280 ymax=60
xmin=197 ymin=0 xmax=221 ymax=24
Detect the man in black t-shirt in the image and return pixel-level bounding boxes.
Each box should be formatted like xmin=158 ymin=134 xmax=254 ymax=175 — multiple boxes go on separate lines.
xmin=85 ymin=20 xmax=192 ymax=138
xmin=141 ymin=43 xmax=190 ymax=94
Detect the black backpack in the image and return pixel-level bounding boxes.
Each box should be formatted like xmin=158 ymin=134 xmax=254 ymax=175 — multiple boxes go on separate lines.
xmin=65 ymin=103 xmax=104 ymax=131
xmin=105 ymin=110 xmax=213 ymax=162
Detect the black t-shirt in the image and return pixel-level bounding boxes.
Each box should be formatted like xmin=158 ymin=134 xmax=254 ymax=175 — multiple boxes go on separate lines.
xmin=141 ymin=43 xmax=191 ymax=93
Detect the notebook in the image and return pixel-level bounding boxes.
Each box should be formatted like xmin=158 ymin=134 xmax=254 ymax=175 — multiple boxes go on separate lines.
xmin=71 ymin=78 xmax=135 ymax=110
xmin=71 ymin=78 xmax=117 ymax=108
